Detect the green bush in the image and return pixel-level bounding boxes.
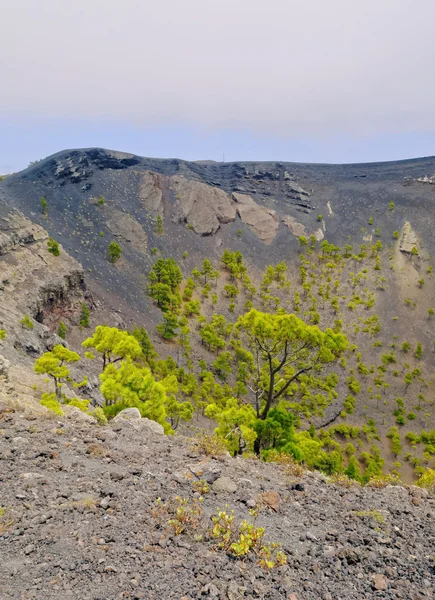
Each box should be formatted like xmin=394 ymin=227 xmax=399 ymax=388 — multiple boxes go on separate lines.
xmin=108 ymin=241 xmax=122 ymax=263
xmin=20 ymin=314 xmax=34 ymax=330
xmin=40 ymin=393 xmax=64 ymax=416
xmin=47 ymin=237 xmax=60 ymax=256
xmin=57 ymin=321 xmax=67 ymax=339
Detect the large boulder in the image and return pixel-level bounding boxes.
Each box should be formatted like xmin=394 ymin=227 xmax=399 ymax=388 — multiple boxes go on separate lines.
xmin=112 ymin=409 xmax=165 ymax=436
xmin=113 ymin=407 xmax=141 ymax=421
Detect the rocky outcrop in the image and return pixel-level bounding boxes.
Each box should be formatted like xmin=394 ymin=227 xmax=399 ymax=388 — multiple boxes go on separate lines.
xmin=232 ymin=193 xmax=279 ymax=244
xmin=281 ymin=215 xmax=307 ymax=238
xmin=138 ymin=170 xmax=164 ymax=213
xmin=416 ymin=174 xmax=435 ymax=184
xmin=106 ymin=207 xmax=148 ymax=252
xmin=0 ymin=209 xmax=46 ymax=255
xmin=400 ymin=221 xmax=418 ymax=254
xmin=170 ymin=176 xmax=236 ymax=235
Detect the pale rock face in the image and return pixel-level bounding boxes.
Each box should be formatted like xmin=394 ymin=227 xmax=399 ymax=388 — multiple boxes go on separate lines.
xmin=400 ymin=221 xmax=418 ymax=254
xmin=138 ymin=171 xmax=164 ymax=213
xmin=281 ymin=215 xmax=307 ymax=238
xmin=171 ymin=176 xmax=236 ymax=235
xmin=232 ymin=193 xmax=278 ymax=244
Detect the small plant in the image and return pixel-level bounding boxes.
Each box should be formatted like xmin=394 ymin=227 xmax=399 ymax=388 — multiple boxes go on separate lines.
xmin=155 ymin=214 xmax=164 ymax=235
xmin=108 ymin=241 xmax=122 ymax=263
xmin=317 ymin=214 xmax=323 ymax=222
xmin=97 ymin=195 xmax=105 ymax=205
xmin=90 ymin=407 xmax=108 ymax=426
xmin=40 ymin=196 xmax=48 ymax=215
xmin=368 ymin=217 xmax=373 ymax=225
xmin=418 ymin=278 xmax=425 ymax=288
xmin=191 ymin=432 xmax=227 ymax=457
xmin=151 ymin=247 xmax=158 ymax=255
xmin=99 ymin=231 xmax=104 ymax=237
xmin=192 ymin=479 xmax=210 ymax=495
xmin=21 ymin=314 xmax=34 ymax=330
xmin=57 ymin=321 xmax=67 ymax=339
xmin=183 ymin=251 xmax=188 ymax=259
xmin=393 ymin=230 xmax=400 ymax=239
xmin=388 ymin=200 xmax=395 ymax=211
xmin=355 ymin=509 xmax=385 ymax=524
xmin=416 ymin=468 xmax=435 ymax=493
xmin=0 ymin=329 xmax=6 ymax=341
xmin=375 ymin=227 xmax=381 ymax=237
xmin=237 ymin=228 xmax=242 ymax=238
xmin=79 ymin=302 xmax=90 ymax=328
xmin=47 ymin=237 xmax=60 ymax=256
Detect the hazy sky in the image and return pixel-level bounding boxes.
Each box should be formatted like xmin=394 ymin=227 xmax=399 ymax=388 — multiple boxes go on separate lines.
xmin=1 ymin=0 xmax=435 ymax=172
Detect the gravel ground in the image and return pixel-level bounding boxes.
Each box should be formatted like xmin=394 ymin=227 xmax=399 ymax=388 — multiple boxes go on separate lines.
xmin=0 ymin=407 xmax=434 ymax=600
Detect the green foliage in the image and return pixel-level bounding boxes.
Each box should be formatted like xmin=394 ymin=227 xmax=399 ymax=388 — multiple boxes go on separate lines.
xmin=20 ymin=314 xmax=34 ymax=330
xmin=90 ymin=407 xmax=108 ymax=425
xmin=414 ymin=342 xmax=423 ymax=359
xmin=165 ymin=396 xmax=193 ymax=429
xmin=40 ymin=392 xmax=64 ymax=415
xmin=0 ymin=329 xmax=6 ymax=341
xmin=224 ymin=284 xmax=239 ymax=298
xmin=368 ymin=217 xmax=373 ymax=225
xmin=100 ymin=358 xmax=169 ymax=430
xmin=108 ymin=241 xmax=122 ymax=263
xmin=97 ymin=195 xmax=105 ymax=205
xmin=79 ymin=302 xmax=90 ymax=328
xmin=155 ymin=214 xmax=164 ymax=235
xmin=393 ymin=230 xmax=399 ymax=239
xmin=317 ymin=214 xmax=323 ymax=221
xmin=57 ymin=321 xmax=67 ymax=340
xmin=47 ymin=237 xmax=60 ymax=256
xmin=40 ymin=196 xmax=48 ymax=215
xmin=416 ymin=468 xmax=435 ymax=492
xmin=388 ymin=200 xmax=395 ymax=211
xmin=131 ymin=326 xmax=157 ymax=365
xmin=148 ymin=258 xmax=183 ymax=311
xmin=386 ymin=426 xmax=402 ymax=456
xmin=83 ymin=325 xmax=143 ymax=371
xmin=156 ymin=311 xmax=179 ymax=340
xmin=34 ymin=345 xmax=80 ymax=399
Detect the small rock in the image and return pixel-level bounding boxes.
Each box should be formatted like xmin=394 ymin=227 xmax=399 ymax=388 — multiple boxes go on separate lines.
xmin=260 ymin=491 xmax=281 ymax=512
xmin=373 ymin=573 xmax=388 ymax=591
xmin=110 ymin=469 xmax=126 ymax=481
xmin=212 ymin=477 xmax=237 ymax=493
xmin=24 ymin=544 xmax=35 ymax=555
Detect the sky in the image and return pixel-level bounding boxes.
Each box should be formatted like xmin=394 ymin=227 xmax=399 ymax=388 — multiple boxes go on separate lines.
xmin=1 ymin=0 xmax=435 ymax=173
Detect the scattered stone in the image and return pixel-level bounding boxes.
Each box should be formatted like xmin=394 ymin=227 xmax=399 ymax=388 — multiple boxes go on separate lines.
xmin=212 ymin=476 xmax=237 ymax=493
xmin=373 ymin=573 xmax=388 ymax=591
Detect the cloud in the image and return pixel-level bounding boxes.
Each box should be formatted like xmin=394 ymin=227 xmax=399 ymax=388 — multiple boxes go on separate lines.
xmin=1 ymin=0 xmax=435 ymax=136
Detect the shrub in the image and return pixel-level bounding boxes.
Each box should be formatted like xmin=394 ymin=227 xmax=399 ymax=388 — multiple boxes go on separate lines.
xmin=97 ymin=195 xmax=105 ymax=205
xmin=0 ymin=329 xmax=6 ymax=340
xmin=91 ymin=407 xmax=108 ymax=426
xmin=40 ymin=196 xmax=48 ymax=214
xmin=416 ymin=468 xmax=435 ymax=492
xmin=40 ymin=393 xmax=64 ymax=416
xmin=47 ymin=237 xmax=60 ymax=256
xmin=79 ymin=302 xmax=90 ymax=328
xmin=57 ymin=321 xmax=67 ymax=339
xmin=108 ymin=241 xmax=121 ymax=263
xmin=191 ymin=432 xmax=227 ymax=457
xmin=317 ymin=214 xmax=323 ymax=221
xmin=20 ymin=314 xmax=34 ymax=329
